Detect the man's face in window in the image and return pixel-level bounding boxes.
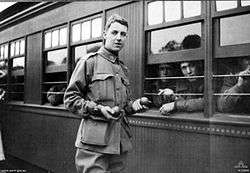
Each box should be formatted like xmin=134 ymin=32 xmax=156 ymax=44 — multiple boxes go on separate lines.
xmin=180 ymin=62 xmax=197 ymax=82
xmin=103 ymin=22 xmax=128 ymax=52
xmin=240 ymin=57 xmax=250 ymax=71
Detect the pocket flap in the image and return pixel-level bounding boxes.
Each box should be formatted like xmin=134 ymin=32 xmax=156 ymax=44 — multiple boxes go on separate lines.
xmin=92 ymin=73 xmax=114 ymax=82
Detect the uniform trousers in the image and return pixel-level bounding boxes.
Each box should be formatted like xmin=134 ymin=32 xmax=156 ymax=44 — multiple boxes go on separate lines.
xmin=75 ymin=148 xmax=128 ymax=173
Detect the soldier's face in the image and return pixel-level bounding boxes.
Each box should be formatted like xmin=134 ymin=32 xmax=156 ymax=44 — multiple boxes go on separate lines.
xmin=180 ymin=62 xmax=197 ymax=82
xmin=241 ymin=57 xmax=250 ymax=70
xmin=103 ymin=22 xmax=128 ymax=52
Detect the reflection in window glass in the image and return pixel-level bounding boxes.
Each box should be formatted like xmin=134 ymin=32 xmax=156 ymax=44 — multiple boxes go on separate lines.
xmin=59 ymin=28 xmax=67 ymax=46
xmin=15 ymin=41 xmax=20 ymax=56
xmin=52 ymin=30 xmax=59 ymax=47
xmin=220 ymin=14 xmax=250 ymax=46
xmin=12 ymin=57 xmax=24 ymax=70
xmin=74 ymin=42 xmax=102 ymax=63
xmin=10 ymin=42 xmax=15 ymax=57
xmin=82 ymin=21 xmax=91 ymax=40
xmin=45 ymin=32 xmax=51 ymax=49
xmin=47 ymin=49 xmax=67 ymax=66
xmin=241 ymin=0 xmax=250 ymax=6
xmin=0 ymin=59 xmax=8 ymax=84
xmin=165 ymin=1 xmax=181 ymax=22
xmin=0 ymin=47 xmax=3 ymax=59
xmin=72 ymin=24 xmax=81 ymax=42
xmin=148 ymin=1 xmax=163 ymax=25
xmin=213 ymin=57 xmax=250 ymax=114
xmin=92 ymin=18 xmax=102 ymax=38
xmin=4 ymin=45 xmax=8 ymax=58
xmin=216 ymin=1 xmax=237 ymax=11
xmin=183 ymin=1 xmax=201 ymax=18
xmin=150 ymin=23 xmax=201 ymax=54
xmin=20 ymin=40 xmax=25 ymax=55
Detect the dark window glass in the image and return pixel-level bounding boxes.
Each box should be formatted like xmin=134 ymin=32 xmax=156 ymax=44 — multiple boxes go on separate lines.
xmin=145 ymin=60 xmax=204 ymax=108
xmin=213 ymin=57 xmax=250 ymax=114
xmin=220 ymin=14 xmax=250 ymax=46
xmin=0 ymin=60 xmax=8 ymax=85
xmin=150 ymin=23 xmax=201 ymax=54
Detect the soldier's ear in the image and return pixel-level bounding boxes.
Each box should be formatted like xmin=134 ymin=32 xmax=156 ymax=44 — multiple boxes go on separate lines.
xmin=103 ymin=31 xmax=107 ymax=40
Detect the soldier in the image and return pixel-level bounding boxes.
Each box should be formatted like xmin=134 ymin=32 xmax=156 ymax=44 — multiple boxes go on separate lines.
xmin=64 ymin=14 xmax=148 ymax=173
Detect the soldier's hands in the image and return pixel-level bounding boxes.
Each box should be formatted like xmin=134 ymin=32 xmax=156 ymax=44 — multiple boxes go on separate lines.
xmin=158 ymin=88 xmax=177 ymax=102
xmin=98 ymin=105 xmax=119 ymax=120
xmin=0 ymin=89 xmax=5 ymax=102
xmin=159 ymin=102 xmax=175 ymax=115
xmin=158 ymin=88 xmax=174 ymax=95
xmin=237 ymin=68 xmax=250 ymax=87
xmin=132 ymin=97 xmax=151 ymax=112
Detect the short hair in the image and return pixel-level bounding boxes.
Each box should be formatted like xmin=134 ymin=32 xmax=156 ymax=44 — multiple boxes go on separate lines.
xmin=182 ymin=34 xmax=201 ymax=49
xmin=105 ymin=14 xmax=128 ymax=31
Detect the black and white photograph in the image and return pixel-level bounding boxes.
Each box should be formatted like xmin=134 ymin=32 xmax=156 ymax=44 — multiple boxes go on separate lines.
xmin=0 ymin=1 xmax=250 ymax=173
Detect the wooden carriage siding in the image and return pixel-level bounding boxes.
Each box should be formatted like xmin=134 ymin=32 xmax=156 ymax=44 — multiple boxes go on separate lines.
xmin=0 ymin=1 xmax=249 ymax=173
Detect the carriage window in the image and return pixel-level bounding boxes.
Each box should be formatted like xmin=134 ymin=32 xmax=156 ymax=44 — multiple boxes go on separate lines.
xmin=9 ymin=39 xmax=25 ymax=101
xmin=220 ymin=14 xmax=250 ymax=46
xmin=44 ymin=27 xmax=67 ymax=49
xmin=43 ymin=26 xmax=68 ymax=106
xmin=145 ymin=60 xmax=204 ymax=109
xmin=0 ymin=44 xmax=8 ymax=92
xmin=216 ymin=1 xmax=237 ymax=11
xmin=145 ymin=21 xmax=204 ymax=112
xmin=81 ymin=21 xmax=91 ymax=40
xmin=241 ymin=0 xmax=250 ymax=7
xmin=148 ymin=1 xmax=163 ymax=25
xmin=213 ymin=57 xmax=250 ymax=114
xmin=150 ymin=23 xmax=201 ymax=54
xmin=71 ymin=17 xmax=102 ymax=43
xmin=92 ymin=18 xmax=102 ymax=38
xmin=183 ymin=1 xmax=201 ymax=18
xmin=164 ymin=1 xmax=181 ymax=22
xmin=147 ymin=1 xmax=201 ymax=26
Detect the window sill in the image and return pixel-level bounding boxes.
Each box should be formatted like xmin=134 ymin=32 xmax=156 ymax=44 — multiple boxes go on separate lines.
xmin=1 ymin=103 xmax=250 ymax=128
xmin=132 ymin=109 xmax=250 ymax=126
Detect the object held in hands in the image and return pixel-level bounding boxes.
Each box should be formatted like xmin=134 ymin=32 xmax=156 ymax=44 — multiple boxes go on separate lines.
xmin=112 ymin=106 xmax=121 ymax=118
xmin=140 ymin=97 xmax=152 ymax=107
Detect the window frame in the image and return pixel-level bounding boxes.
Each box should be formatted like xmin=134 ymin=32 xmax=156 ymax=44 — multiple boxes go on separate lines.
xmin=42 ymin=24 xmax=68 ymax=105
xmin=8 ymin=37 xmax=26 ymax=102
xmin=145 ymin=1 xmax=206 ymax=65
xmin=70 ymin=14 xmax=103 ymax=46
xmin=70 ymin=14 xmax=104 ymax=71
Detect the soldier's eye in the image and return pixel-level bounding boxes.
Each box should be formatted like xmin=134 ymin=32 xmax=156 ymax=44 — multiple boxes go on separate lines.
xmin=111 ymin=30 xmax=118 ymax=35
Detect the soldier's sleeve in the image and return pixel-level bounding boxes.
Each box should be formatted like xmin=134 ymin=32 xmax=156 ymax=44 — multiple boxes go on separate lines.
xmin=217 ymin=74 xmax=244 ymax=113
xmin=64 ymin=55 xmax=97 ymax=118
xmin=174 ymin=80 xmax=204 ymax=112
xmin=174 ymin=97 xmax=204 ymax=112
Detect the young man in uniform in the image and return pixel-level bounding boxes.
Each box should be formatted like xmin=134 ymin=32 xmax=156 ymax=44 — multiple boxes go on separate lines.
xmin=64 ymin=14 xmax=146 ymax=173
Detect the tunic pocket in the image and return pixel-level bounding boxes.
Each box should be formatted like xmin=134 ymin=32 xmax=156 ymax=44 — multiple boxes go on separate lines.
xmin=81 ymin=118 xmax=110 ymax=146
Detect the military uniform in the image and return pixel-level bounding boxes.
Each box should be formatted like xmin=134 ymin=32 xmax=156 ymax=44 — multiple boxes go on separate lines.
xmin=174 ymin=79 xmax=204 ymax=112
xmin=64 ymin=46 xmax=134 ymax=173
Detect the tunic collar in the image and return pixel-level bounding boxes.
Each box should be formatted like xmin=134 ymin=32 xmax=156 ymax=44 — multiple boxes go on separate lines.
xmin=98 ymin=46 xmax=119 ymax=63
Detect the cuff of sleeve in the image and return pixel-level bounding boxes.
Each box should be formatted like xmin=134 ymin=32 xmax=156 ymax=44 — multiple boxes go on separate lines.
xmin=124 ymin=100 xmax=135 ymax=115
xmin=230 ymin=84 xmax=244 ymax=93
xmin=86 ymin=101 xmax=98 ymax=115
